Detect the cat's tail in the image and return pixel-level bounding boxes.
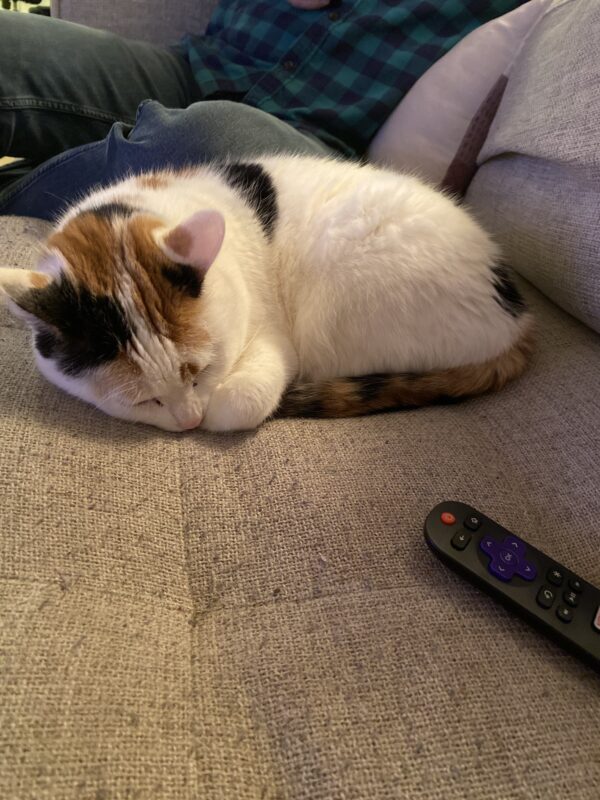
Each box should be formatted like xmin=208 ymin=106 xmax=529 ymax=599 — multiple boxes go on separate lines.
xmin=277 ymin=326 xmax=534 ymax=418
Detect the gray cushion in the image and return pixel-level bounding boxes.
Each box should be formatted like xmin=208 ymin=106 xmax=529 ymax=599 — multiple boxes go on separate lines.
xmin=1 ymin=215 xmax=600 ymax=799
xmin=466 ymin=0 xmax=600 ymax=333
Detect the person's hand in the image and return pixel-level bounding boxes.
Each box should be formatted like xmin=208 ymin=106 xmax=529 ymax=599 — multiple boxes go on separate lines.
xmin=287 ymin=0 xmax=331 ymax=9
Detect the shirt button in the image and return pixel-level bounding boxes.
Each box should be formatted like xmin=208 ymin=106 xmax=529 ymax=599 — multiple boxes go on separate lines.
xmin=283 ymin=60 xmax=297 ymax=72
xmin=329 ymin=11 xmax=340 ymax=20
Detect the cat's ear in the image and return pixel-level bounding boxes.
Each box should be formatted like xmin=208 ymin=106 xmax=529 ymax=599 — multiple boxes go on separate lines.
xmin=156 ymin=210 xmax=225 ymax=275
xmin=0 ymin=267 xmax=53 ymax=324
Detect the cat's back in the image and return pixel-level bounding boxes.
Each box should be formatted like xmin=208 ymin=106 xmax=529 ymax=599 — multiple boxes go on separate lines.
xmin=253 ymin=154 xmax=521 ymax=379
xmin=258 ymin=153 xmax=449 ymax=218
xmin=257 ymin=154 xmax=493 ymax=272
xmin=259 ymin=153 xmax=402 ymax=227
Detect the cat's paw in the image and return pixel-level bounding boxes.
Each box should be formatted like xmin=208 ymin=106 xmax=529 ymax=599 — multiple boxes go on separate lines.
xmin=201 ymin=378 xmax=271 ymax=432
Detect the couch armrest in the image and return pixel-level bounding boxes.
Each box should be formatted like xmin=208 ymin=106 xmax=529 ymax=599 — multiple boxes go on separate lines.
xmin=50 ymin=0 xmax=218 ymax=46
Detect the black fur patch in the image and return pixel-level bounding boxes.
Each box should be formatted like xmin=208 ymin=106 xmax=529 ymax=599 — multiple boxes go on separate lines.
xmin=432 ymin=394 xmax=465 ymax=406
xmin=23 ymin=276 xmax=132 ymax=375
xmin=86 ymin=202 xmax=137 ymax=219
xmin=347 ymin=374 xmax=389 ymax=404
xmin=222 ymin=163 xmax=278 ymax=239
xmin=491 ymin=264 xmax=526 ymax=317
xmin=34 ymin=329 xmax=59 ymax=359
xmin=162 ymin=264 xmax=202 ymax=298
xmin=277 ymin=384 xmax=323 ymax=417
xmin=398 ymin=371 xmax=421 ymax=381
xmin=295 ymin=398 xmax=325 ymax=417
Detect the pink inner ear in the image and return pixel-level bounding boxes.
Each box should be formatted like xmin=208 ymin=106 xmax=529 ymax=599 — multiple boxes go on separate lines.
xmin=164 ymin=210 xmax=225 ymax=273
xmin=164 ymin=226 xmax=193 ymax=261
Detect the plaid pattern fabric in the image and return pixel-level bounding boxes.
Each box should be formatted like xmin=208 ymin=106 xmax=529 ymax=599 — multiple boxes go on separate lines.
xmin=184 ymin=0 xmax=527 ymax=157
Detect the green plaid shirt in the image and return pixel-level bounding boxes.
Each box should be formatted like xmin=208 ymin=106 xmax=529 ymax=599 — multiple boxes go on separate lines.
xmin=184 ymin=0 xmax=526 ymax=157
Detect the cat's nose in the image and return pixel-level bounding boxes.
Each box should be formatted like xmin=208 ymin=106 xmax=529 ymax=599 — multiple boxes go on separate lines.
xmin=177 ymin=413 xmax=203 ymax=430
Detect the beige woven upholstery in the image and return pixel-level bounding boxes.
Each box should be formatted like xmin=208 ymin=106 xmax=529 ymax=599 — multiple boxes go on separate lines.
xmin=3 ymin=2 xmax=600 ymax=797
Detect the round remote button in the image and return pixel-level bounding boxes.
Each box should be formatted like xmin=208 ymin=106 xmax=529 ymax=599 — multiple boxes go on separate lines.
xmin=499 ymin=549 xmax=517 ymax=565
xmin=568 ymin=577 xmax=583 ymax=593
xmin=441 ymin=512 xmax=456 ymax=525
xmin=556 ymin=605 xmax=573 ymax=623
xmin=464 ymin=514 xmax=482 ymax=531
xmin=563 ymin=590 xmax=579 ymax=608
xmin=547 ymin=567 xmax=564 ymax=586
xmin=537 ymin=586 xmax=555 ymax=609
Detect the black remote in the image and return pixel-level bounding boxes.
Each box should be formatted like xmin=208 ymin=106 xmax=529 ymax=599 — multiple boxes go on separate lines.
xmin=424 ymin=501 xmax=600 ymax=672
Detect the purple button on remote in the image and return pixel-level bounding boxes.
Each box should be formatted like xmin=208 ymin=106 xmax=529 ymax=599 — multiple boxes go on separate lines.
xmin=479 ymin=535 xmax=535 ymax=582
xmin=517 ymin=560 xmax=537 ymax=581
xmin=489 ymin=559 xmax=516 ymax=582
xmin=502 ymin=536 xmax=526 ymax=556
xmin=481 ymin=537 xmax=496 ymax=555
xmin=499 ymin=549 xmax=517 ymax=565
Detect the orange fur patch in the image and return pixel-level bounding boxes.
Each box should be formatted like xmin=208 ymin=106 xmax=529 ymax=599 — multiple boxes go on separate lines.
xmin=321 ymin=381 xmax=359 ymax=416
xmin=136 ymin=173 xmax=170 ymax=190
xmin=48 ymin=213 xmax=120 ymax=295
xmin=47 ymin=208 xmax=210 ymax=364
xmin=124 ymin=215 xmax=210 ymax=350
xmin=179 ymin=361 xmax=199 ymax=382
xmin=30 ymin=272 xmax=52 ymax=289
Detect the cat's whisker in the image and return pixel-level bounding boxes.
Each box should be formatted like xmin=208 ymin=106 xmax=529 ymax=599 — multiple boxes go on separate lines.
xmin=43 ymin=191 xmax=69 ymax=204
xmin=99 ymin=378 xmax=141 ymax=404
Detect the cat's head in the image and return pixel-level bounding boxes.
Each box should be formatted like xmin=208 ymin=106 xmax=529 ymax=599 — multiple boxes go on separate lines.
xmin=0 ymin=201 xmax=230 ymax=431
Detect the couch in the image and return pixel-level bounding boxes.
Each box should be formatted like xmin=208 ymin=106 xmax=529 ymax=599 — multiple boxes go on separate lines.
xmin=2 ymin=1 xmax=599 ymax=798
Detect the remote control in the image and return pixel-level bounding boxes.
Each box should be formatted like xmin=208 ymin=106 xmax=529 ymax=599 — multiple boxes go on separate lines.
xmin=424 ymin=501 xmax=600 ymax=671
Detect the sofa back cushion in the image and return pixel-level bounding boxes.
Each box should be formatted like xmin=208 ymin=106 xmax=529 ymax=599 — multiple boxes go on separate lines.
xmin=466 ymin=0 xmax=600 ymax=333
xmin=368 ymin=0 xmax=550 ymax=194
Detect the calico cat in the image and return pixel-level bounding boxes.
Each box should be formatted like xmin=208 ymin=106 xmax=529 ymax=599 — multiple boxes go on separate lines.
xmin=0 ymin=155 xmax=533 ymax=432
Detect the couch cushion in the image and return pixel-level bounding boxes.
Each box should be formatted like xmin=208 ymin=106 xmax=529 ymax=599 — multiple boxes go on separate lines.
xmin=1 ymin=215 xmax=599 ymax=799
xmin=466 ymin=0 xmax=600 ymax=333
xmin=368 ymin=0 xmax=551 ymax=194
xmin=0 ymin=217 xmax=195 ymax=799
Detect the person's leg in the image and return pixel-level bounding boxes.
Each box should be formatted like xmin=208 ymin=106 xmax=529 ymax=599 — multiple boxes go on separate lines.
xmin=0 ymin=100 xmax=336 ymax=220
xmin=0 ymin=11 xmax=199 ymax=184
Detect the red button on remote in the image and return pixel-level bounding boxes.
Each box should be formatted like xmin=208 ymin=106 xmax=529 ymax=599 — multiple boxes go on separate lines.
xmin=441 ymin=512 xmax=456 ymax=525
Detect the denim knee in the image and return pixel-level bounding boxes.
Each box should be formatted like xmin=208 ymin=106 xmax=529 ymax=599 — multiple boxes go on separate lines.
xmin=125 ymin=99 xmax=332 ymax=166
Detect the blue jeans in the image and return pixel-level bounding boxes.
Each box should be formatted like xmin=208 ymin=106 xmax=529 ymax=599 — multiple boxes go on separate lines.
xmin=0 ymin=12 xmax=333 ymax=220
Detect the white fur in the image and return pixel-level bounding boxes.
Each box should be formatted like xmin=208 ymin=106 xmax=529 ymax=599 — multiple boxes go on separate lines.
xmin=4 ymin=155 xmax=530 ymax=432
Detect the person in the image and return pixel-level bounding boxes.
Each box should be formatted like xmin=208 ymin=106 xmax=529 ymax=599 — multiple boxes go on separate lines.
xmin=0 ymin=0 xmax=526 ymax=219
